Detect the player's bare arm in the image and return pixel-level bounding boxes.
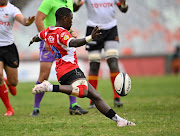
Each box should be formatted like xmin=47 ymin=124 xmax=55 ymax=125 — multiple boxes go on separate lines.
xmin=15 ymin=14 xmax=35 ymax=26
xmin=35 ymin=11 xmax=51 ymax=51
xmin=35 ymin=11 xmax=46 ymax=32
xmin=118 ymin=0 xmax=128 ymax=13
xmin=69 ymin=26 xmax=101 ymax=47
xmin=73 ymin=0 xmax=82 ymax=12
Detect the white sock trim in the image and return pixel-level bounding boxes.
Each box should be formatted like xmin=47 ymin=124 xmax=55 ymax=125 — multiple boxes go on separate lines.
xmin=115 ymin=114 xmax=126 ymax=122
xmin=48 ymin=85 xmax=53 ymax=92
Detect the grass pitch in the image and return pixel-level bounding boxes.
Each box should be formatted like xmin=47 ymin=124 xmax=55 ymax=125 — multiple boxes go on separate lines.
xmin=0 ymin=75 xmax=180 ymax=136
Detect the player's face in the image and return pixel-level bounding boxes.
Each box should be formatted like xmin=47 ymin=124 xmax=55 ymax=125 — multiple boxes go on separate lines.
xmin=0 ymin=0 xmax=8 ymax=6
xmin=65 ymin=13 xmax=73 ymax=31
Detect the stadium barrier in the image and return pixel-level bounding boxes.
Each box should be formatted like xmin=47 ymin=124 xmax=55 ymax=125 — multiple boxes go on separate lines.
xmin=13 ymin=54 xmax=172 ymax=82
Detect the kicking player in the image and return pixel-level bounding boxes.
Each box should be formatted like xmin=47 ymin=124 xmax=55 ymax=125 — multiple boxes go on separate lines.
xmin=30 ymin=0 xmax=88 ymax=117
xmin=73 ymin=0 xmax=128 ymax=108
xmin=0 ymin=0 xmax=35 ymax=116
xmin=29 ymin=7 xmax=135 ymax=127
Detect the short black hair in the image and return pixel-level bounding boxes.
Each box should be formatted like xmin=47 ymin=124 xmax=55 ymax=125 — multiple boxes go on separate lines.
xmin=55 ymin=7 xmax=72 ymax=21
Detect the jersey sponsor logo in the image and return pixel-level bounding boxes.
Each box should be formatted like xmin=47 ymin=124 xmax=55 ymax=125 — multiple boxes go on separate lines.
xmin=48 ymin=36 xmax=54 ymax=43
xmin=91 ymin=3 xmax=113 ymax=8
xmin=64 ymin=35 xmax=69 ymax=40
xmin=0 ymin=20 xmax=10 ymax=26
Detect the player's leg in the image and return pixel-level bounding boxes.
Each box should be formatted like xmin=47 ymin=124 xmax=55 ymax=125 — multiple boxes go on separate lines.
xmin=4 ymin=64 xmax=18 ymax=116
xmin=4 ymin=77 xmax=17 ymax=96
xmin=3 ymin=65 xmax=18 ymax=116
xmin=30 ymin=41 xmax=54 ymax=117
xmin=68 ymin=80 xmax=135 ymax=127
xmin=30 ymin=61 xmax=53 ymax=117
xmin=87 ymin=50 xmax=101 ymax=108
xmin=0 ymin=62 xmax=14 ymax=116
xmin=85 ymin=26 xmax=103 ymax=108
xmin=0 ymin=44 xmax=19 ymax=116
xmin=104 ymin=26 xmax=123 ymax=107
xmin=32 ymin=78 xmax=135 ymax=127
xmin=2 ymin=44 xmax=19 ymax=96
xmin=86 ymin=82 xmax=134 ymax=127
xmin=105 ymin=44 xmax=123 ymax=107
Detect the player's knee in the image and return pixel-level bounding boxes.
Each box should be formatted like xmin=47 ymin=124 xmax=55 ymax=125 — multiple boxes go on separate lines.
xmin=88 ymin=53 xmax=101 ymax=63
xmin=71 ymin=80 xmax=88 ymax=98
xmin=105 ymin=49 xmax=119 ymax=60
xmin=77 ymin=84 xmax=88 ymax=98
xmin=9 ymin=79 xmax=18 ymax=86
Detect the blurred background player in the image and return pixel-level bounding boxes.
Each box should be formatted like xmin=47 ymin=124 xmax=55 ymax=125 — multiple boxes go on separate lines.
xmin=29 ymin=7 xmax=135 ymax=127
xmin=30 ymin=0 xmax=88 ymax=117
xmin=171 ymin=45 xmax=180 ymax=75
xmin=0 ymin=0 xmax=35 ymax=116
xmin=74 ymin=0 xmax=128 ymax=108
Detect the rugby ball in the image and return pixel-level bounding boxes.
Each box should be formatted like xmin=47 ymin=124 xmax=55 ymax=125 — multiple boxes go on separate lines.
xmin=114 ymin=72 xmax=131 ymax=96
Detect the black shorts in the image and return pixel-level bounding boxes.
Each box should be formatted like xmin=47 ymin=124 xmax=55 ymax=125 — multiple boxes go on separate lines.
xmin=85 ymin=26 xmax=119 ymax=51
xmin=0 ymin=43 xmax=19 ymax=68
xmin=59 ymin=68 xmax=86 ymax=85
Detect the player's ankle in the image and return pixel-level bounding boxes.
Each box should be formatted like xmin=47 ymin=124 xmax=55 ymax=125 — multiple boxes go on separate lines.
xmin=52 ymin=85 xmax=59 ymax=92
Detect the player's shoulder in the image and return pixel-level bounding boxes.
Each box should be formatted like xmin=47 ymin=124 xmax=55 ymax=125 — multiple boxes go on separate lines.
xmin=7 ymin=2 xmax=18 ymax=9
xmin=47 ymin=26 xmax=67 ymax=34
xmin=54 ymin=27 xmax=70 ymax=40
xmin=55 ymin=27 xmax=68 ymax=32
xmin=40 ymin=0 xmax=52 ymax=6
xmin=7 ymin=2 xmax=21 ymax=13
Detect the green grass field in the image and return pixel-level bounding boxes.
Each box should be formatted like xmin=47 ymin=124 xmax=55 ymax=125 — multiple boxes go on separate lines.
xmin=0 ymin=75 xmax=180 ymax=136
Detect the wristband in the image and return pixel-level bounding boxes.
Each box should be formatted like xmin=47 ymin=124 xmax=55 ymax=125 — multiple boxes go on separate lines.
xmin=30 ymin=38 xmax=33 ymax=42
xmin=85 ymin=35 xmax=92 ymax=43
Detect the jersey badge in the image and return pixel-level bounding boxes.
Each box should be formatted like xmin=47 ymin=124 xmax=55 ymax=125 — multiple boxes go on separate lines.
xmin=64 ymin=35 xmax=69 ymax=40
xmin=3 ymin=14 xmax=9 ymax=18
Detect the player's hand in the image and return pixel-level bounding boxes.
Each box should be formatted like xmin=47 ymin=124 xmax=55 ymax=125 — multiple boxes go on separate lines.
xmin=70 ymin=28 xmax=78 ymax=38
xmin=71 ymin=31 xmax=78 ymax=38
xmin=26 ymin=16 xmax=35 ymax=26
xmin=91 ymin=26 xmax=101 ymax=39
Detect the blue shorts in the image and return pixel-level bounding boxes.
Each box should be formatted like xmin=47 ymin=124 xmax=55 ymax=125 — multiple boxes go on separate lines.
xmin=39 ymin=40 xmax=55 ymax=62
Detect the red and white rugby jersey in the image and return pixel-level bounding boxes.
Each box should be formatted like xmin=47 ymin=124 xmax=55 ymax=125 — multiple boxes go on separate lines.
xmin=0 ymin=2 xmax=22 ymax=46
xmin=81 ymin=0 xmax=121 ymax=30
xmin=39 ymin=26 xmax=79 ymax=80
